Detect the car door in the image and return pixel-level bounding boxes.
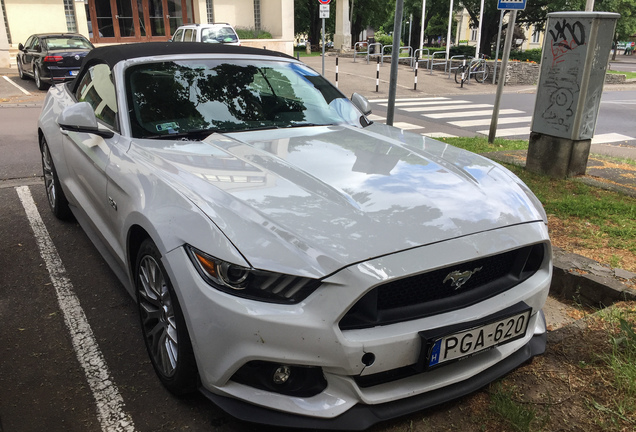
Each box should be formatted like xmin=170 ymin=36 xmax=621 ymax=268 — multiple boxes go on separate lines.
xmin=22 ymin=36 xmax=39 ymax=76
xmin=61 ymin=63 xmax=127 ymax=269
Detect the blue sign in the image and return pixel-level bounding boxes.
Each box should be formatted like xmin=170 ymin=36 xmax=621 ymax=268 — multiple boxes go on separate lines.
xmin=498 ymin=0 xmax=526 ymax=10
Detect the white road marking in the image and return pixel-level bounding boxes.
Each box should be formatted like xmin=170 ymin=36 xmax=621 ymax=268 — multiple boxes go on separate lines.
xmin=477 ymin=126 xmax=531 ymax=137
xmin=380 ymin=100 xmax=465 ymax=107
xmin=369 ymin=97 xmax=450 ymax=103
xmin=2 ymin=75 xmax=31 ymax=95
xmin=423 ymin=132 xmax=457 ymax=138
xmin=449 ymin=116 xmax=532 ymax=127
xmin=392 ymin=122 xmax=424 ymax=130
xmin=368 ymin=114 xmax=386 ymax=122
xmin=404 ymin=103 xmax=493 ymax=112
xmin=591 ymin=133 xmax=634 ymax=144
xmin=425 ymin=109 xmax=524 ymax=119
xmin=16 ymin=186 xmax=136 ymax=432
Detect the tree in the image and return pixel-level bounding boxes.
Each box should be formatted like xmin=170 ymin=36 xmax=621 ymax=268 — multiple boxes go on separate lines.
xmin=461 ymin=0 xmax=636 ymax=57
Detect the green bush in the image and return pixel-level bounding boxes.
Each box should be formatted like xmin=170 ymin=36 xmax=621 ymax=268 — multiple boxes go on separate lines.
xmin=509 ymin=48 xmax=542 ymax=63
xmin=235 ymin=28 xmax=272 ymax=39
xmin=449 ymin=45 xmax=477 ymax=58
xmin=373 ymin=32 xmax=400 ymax=47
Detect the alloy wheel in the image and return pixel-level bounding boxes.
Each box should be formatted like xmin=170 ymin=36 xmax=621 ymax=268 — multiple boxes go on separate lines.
xmin=41 ymin=142 xmax=57 ymax=210
xmin=138 ymin=254 xmax=179 ymax=378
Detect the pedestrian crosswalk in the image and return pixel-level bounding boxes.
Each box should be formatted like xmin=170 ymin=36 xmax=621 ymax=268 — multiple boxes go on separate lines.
xmin=368 ymin=97 xmax=635 ymax=144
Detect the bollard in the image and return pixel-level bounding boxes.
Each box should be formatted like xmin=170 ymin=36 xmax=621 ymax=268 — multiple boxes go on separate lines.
xmin=376 ymin=57 xmax=380 ymax=92
xmin=460 ymin=58 xmax=466 ymax=88
xmin=335 ymin=57 xmax=339 ymax=88
xmin=414 ymin=55 xmax=418 ymax=91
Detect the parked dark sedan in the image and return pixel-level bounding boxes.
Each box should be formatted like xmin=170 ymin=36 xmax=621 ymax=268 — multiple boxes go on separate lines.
xmin=17 ymin=33 xmax=94 ymax=90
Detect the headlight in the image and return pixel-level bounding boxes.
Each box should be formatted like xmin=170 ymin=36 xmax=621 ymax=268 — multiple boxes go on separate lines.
xmin=185 ymin=245 xmax=321 ymax=304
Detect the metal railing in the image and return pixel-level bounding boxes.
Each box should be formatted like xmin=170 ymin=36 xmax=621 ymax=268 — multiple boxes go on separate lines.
xmin=353 ymin=42 xmax=368 ymax=63
xmin=413 ymin=48 xmax=430 ymax=71
xmin=381 ymin=45 xmax=413 ymax=66
xmin=366 ymin=43 xmax=382 ymax=64
xmin=430 ymin=51 xmax=447 ymax=75
xmin=448 ymin=55 xmax=467 ymax=79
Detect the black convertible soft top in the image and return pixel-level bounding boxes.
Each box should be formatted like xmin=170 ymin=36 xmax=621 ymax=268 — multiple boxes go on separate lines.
xmin=73 ymin=42 xmax=295 ymax=92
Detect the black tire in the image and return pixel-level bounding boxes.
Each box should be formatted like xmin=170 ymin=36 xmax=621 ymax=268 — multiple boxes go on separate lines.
xmin=474 ymin=63 xmax=490 ymax=83
xmin=136 ymin=239 xmax=198 ymax=395
xmin=34 ymin=66 xmax=48 ymax=90
xmin=454 ymin=65 xmax=468 ymax=84
xmin=41 ymin=136 xmax=73 ymax=220
xmin=17 ymin=59 xmax=27 ymax=80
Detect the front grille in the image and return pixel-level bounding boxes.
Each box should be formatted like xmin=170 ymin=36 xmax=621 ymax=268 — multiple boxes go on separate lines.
xmin=339 ymin=243 xmax=545 ymax=330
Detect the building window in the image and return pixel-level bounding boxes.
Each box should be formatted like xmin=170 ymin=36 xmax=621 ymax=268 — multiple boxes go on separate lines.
xmin=470 ymin=29 xmax=478 ymax=41
xmin=532 ymin=29 xmax=540 ymax=44
xmin=2 ymin=0 xmax=11 ymax=44
xmin=206 ymin=0 xmax=214 ymax=23
xmin=63 ymin=0 xmax=77 ymax=32
xmin=254 ymin=0 xmax=261 ymax=31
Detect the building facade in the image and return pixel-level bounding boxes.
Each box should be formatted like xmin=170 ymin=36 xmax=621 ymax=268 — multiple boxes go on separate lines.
xmin=1 ymin=0 xmax=294 ymax=62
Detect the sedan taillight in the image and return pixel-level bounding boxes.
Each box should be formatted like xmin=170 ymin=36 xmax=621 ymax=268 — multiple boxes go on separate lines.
xmin=43 ymin=56 xmax=64 ymax=62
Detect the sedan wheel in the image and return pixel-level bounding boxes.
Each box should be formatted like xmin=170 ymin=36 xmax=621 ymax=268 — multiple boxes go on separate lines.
xmin=34 ymin=67 xmax=48 ymax=90
xmin=18 ymin=60 xmax=26 ymax=80
xmin=136 ymin=239 xmax=198 ymax=395
xmin=41 ymin=136 xmax=72 ymax=220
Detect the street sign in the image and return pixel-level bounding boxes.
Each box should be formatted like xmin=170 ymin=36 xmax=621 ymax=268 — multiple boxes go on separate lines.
xmin=319 ymin=4 xmax=329 ymax=18
xmin=318 ymin=0 xmax=331 ymax=4
xmin=498 ymin=0 xmax=526 ymax=10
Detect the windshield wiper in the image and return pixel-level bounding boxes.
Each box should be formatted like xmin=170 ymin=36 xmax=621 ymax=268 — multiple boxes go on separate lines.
xmin=143 ymin=127 xmax=220 ymax=140
xmin=283 ymin=122 xmax=329 ymax=128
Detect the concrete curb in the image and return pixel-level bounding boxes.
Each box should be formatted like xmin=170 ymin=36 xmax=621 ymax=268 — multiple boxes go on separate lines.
xmin=551 ymin=246 xmax=636 ymax=307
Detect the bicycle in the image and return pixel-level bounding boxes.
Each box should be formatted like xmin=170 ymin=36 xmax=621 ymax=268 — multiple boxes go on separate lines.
xmin=454 ymin=55 xmax=491 ymax=84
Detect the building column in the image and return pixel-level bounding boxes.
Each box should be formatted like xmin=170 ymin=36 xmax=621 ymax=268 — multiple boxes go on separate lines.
xmin=334 ymin=0 xmax=351 ymax=52
xmin=0 ymin=3 xmax=9 ymax=68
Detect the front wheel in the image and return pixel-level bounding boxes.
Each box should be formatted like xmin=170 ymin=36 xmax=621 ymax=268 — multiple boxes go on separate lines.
xmin=136 ymin=239 xmax=198 ymax=395
xmin=454 ymin=65 xmax=468 ymax=84
xmin=17 ymin=60 xmax=26 ymax=80
xmin=41 ymin=136 xmax=73 ymax=220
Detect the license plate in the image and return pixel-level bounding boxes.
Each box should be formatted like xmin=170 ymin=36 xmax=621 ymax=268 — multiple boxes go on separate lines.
xmin=426 ymin=309 xmax=531 ymax=368
xmin=70 ymin=70 xmax=78 ymax=76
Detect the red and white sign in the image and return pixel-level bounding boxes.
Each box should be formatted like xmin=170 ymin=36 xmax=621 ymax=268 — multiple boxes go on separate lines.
xmin=318 ymin=0 xmax=331 ymax=4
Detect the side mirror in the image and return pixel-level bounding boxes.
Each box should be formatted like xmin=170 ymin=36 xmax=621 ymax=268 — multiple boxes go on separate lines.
xmin=18 ymin=43 xmax=24 ymax=51
xmin=351 ymin=93 xmax=372 ymax=116
xmin=57 ymin=102 xmax=114 ymax=138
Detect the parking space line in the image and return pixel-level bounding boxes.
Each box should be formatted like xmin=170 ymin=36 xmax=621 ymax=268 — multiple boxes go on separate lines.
xmin=2 ymin=75 xmax=31 ymax=95
xmin=16 ymin=186 xmax=136 ymax=432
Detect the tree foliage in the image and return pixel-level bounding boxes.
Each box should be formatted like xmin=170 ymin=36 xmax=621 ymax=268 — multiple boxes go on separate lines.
xmin=294 ymin=0 xmax=635 ymax=53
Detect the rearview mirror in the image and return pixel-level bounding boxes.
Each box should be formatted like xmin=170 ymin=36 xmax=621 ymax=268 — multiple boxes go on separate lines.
xmin=57 ymin=102 xmax=114 ymax=138
xmin=351 ymin=93 xmax=372 ymax=116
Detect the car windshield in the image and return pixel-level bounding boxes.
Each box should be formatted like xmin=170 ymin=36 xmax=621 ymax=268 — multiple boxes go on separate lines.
xmin=201 ymin=27 xmax=238 ymax=43
xmin=126 ymin=59 xmax=362 ymax=138
xmin=45 ymin=37 xmax=92 ymax=50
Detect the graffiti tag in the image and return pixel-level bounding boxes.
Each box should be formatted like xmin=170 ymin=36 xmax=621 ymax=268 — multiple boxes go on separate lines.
xmin=549 ymin=19 xmax=586 ymax=49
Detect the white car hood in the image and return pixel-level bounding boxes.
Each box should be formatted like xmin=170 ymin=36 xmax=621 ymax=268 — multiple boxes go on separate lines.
xmin=133 ymin=124 xmax=545 ymax=278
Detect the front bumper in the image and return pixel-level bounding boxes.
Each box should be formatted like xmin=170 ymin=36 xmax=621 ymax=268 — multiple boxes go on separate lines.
xmin=162 ymin=222 xmax=551 ymax=426
xmin=200 ymin=321 xmax=546 ymax=430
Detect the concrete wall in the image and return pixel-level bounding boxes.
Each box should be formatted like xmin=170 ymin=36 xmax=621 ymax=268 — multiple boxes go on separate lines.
xmin=6 ymin=0 xmax=69 ymax=45
xmin=214 ymin=0 xmax=254 ymax=29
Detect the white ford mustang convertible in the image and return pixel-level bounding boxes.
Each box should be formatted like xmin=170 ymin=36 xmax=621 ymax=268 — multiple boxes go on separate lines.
xmin=37 ymin=42 xmax=551 ymax=430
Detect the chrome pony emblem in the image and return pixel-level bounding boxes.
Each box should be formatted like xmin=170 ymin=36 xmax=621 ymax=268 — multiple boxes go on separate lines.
xmin=443 ymin=267 xmax=483 ymax=290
